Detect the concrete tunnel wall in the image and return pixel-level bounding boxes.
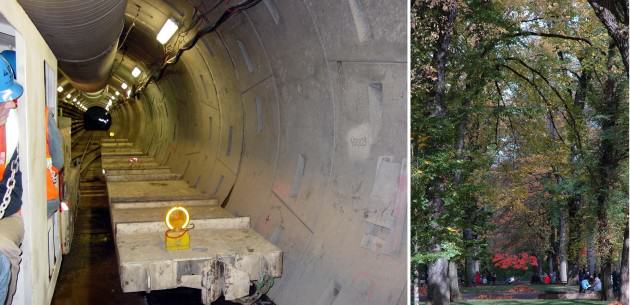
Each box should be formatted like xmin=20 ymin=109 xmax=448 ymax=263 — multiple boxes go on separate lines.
xmin=108 ymin=1 xmax=407 ymax=304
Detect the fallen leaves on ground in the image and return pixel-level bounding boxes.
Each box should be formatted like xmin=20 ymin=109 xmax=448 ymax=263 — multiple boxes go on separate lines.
xmin=506 ymin=285 xmax=536 ymax=293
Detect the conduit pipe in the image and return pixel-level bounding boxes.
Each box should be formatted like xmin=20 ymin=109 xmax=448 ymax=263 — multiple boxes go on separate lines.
xmin=19 ymin=0 xmax=126 ymax=92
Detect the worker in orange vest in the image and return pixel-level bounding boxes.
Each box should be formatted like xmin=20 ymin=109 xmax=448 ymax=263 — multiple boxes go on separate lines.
xmin=45 ymin=106 xmax=64 ymax=215
xmin=0 ymin=50 xmax=63 ymax=305
xmin=0 ymin=51 xmax=23 ymax=305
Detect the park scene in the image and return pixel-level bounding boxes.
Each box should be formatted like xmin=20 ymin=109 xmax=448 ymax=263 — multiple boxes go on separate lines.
xmin=411 ymin=0 xmax=628 ymax=304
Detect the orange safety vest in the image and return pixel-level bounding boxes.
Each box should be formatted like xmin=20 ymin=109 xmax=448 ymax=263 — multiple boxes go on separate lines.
xmin=45 ymin=108 xmax=60 ymax=201
xmin=0 ymin=108 xmax=59 ymax=201
xmin=0 ymin=124 xmax=6 ymax=178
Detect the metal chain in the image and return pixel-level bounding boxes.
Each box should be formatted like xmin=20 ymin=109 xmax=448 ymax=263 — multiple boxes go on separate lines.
xmin=0 ymin=153 xmax=19 ymax=219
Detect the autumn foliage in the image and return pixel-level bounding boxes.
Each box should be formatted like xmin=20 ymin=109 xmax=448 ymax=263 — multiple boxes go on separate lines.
xmin=492 ymin=252 xmax=538 ymax=270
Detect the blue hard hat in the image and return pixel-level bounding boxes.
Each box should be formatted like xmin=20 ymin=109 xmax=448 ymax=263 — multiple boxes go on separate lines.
xmin=0 ymin=50 xmax=16 ymax=78
xmin=0 ymin=55 xmax=23 ymax=102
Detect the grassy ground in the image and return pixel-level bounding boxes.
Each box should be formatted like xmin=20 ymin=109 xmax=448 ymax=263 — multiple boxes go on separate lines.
xmin=453 ymin=300 xmax=608 ymax=305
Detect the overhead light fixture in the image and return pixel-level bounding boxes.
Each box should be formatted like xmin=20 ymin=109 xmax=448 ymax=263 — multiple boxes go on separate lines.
xmin=73 ymin=98 xmax=77 ymax=102
xmin=156 ymin=18 xmax=178 ymax=44
xmin=66 ymin=94 xmax=71 ymax=99
xmin=131 ymin=66 xmax=142 ymax=78
xmin=115 ymin=91 xmax=120 ymax=96
xmin=57 ymin=86 xmax=63 ymax=93
xmin=121 ymin=82 xmax=128 ymax=90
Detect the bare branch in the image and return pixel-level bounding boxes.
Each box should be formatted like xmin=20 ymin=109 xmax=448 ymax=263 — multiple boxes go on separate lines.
xmin=500 ymin=64 xmax=567 ymax=145
xmin=494 ymin=80 xmax=519 ymax=147
xmin=506 ymin=57 xmax=583 ymax=148
xmin=509 ymin=31 xmax=593 ymax=45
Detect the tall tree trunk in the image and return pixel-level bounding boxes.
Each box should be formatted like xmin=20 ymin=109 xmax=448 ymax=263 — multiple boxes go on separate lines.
xmin=565 ymin=68 xmax=589 ymax=285
xmin=427 ymin=1 xmax=457 ymax=304
xmin=413 ymin=235 xmax=422 ymax=305
xmin=548 ymin=254 xmax=554 ymax=276
xmin=595 ymin=41 xmax=619 ymax=301
xmin=588 ymin=234 xmax=596 ymax=275
xmin=536 ymin=252 xmax=544 ymax=277
xmin=448 ymin=261 xmax=462 ymax=301
xmin=428 ymin=255 xmax=450 ymax=305
xmin=621 ymin=222 xmax=629 ymax=305
xmin=430 ymin=0 xmax=457 ymax=117
xmin=428 ymin=194 xmax=450 ymax=305
xmin=549 ymin=224 xmax=557 ymax=276
xmin=587 ymin=0 xmax=629 ymax=73
xmin=559 ymin=206 xmax=569 ymax=284
xmin=568 ymin=195 xmax=582 ymax=284
xmin=602 ymin=252 xmax=615 ymax=300
xmin=464 ymin=228 xmax=475 ymax=287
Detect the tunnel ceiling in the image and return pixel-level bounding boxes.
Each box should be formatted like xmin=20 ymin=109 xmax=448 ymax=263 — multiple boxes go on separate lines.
xmin=27 ymin=0 xmax=408 ymax=304
xmin=55 ymin=0 xmax=203 ymax=111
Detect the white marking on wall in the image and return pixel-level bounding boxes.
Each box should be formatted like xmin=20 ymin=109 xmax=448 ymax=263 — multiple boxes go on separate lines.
xmin=347 ymin=0 xmax=372 ymax=42
xmin=263 ymin=0 xmax=281 ymax=25
xmin=346 ymin=83 xmax=382 ymax=160
xmin=347 ymin=123 xmax=370 ymax=160
xmin=236 ymin=40 xmax=255 ymax=73
xmin=290 ymin=154 xmax=306 ymax=198
xmin=255 ymin=96 xmax=264 ymax=133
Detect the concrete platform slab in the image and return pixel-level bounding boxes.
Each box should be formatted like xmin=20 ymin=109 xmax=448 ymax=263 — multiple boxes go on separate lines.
xmin=111 ymin=205 xmax=231 ymax=227
xmin=105 ymin=173 xmax=182 ymax=182
xmin=102 ymin=155 xmax=157 ymax=162
xmin=99 ymin=139 xmax=282 ymax=302
xmin=102 ymin=162 xmax=167 ymax=170
xmin=115 ymin=218 xmax=282 ymax=295
xmin=111 ymin=199 xmax=220 ymax=209
xmin=101 ymin=138 xmax=130 ymax=143
xmin=104 ymin=168 xmax=174 ymax=176
xmin=107 ymin=180 xmax=212 ymax=203
xmin=101 ymin=142 xmax=134 ymax=147
xmin=101 ymin=149 xmax=145 ymax=156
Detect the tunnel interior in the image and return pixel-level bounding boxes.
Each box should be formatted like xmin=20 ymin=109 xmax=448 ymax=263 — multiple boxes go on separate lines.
xmin=19 ymin=0 xmax=407 ymax=304
xmin=84 ymin=106 xmax=112 ymax=130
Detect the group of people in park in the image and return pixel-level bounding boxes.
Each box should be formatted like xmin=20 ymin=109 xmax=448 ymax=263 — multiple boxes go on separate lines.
xmin=577 ymin=269 xmax=622 ymax=295
xmin=474 ymin=271 xmax=497 ymax=285
xmin=531 ymin=272 xmax=555 ymax=284
xmin=578 ymin=270 xmax=603 ymax=293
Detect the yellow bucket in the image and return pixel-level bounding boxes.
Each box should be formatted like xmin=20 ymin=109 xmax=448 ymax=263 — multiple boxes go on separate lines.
xmin=165 ymin=229 xmax=190 ymax=250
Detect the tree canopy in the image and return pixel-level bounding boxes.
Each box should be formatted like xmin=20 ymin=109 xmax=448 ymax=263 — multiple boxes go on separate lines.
xmin=411 ymin=0 xmax=628 ymax=303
